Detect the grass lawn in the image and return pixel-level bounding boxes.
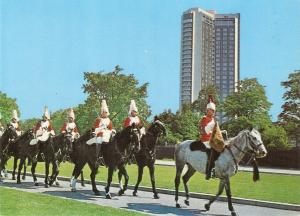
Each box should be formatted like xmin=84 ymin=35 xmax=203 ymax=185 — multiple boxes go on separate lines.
xmin=6 ymin=159 xmax=300 ymax=205
xmin=0 ymin=187 xmax=144 ymax=216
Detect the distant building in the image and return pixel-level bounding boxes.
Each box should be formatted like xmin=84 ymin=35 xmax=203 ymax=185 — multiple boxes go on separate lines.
xmin=179 ymin=8 xmax=240 ymax=122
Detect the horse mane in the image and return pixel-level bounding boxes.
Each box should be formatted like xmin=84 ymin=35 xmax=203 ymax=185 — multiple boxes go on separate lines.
xmin=76 ymin=129 xmax=92 ymax=143
xmin=226 ymin=130 xmax=249 ymax=147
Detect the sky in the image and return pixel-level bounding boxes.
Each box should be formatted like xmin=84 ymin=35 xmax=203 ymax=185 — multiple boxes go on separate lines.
xmin=1 ymin=0 xmax=300 ymax=120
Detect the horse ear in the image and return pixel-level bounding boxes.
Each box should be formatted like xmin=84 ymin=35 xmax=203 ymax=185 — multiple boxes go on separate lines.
xmin=154 ymin=115 xmax=159 ymax=122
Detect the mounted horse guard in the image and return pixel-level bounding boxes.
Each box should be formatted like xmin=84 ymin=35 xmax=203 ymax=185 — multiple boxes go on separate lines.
xmin=174 ymin=123 xmax=268 ymax=216
xmin=0 ymin=110 xmax=23 ymax=178
xmin=123 ymin=99 xmax=145 ymax=162
xmin=9 ymin=110 xmax=22 ymax=138
xmin=86 ymin=100 xmax=115 ymax=164
xmin=29 ymin=106 xmax=55 ymax=161
xmin=60 ymin=108 xmax=80 ymax=153
xmin=132 ymin=116 xmax=167 ymax=199
xmin=0 ymin=122 xmax=19 ymax=180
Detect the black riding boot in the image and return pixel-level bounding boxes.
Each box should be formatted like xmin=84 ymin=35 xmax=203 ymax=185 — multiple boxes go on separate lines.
xmin=205 ymin=148 xmax=217 ymax=180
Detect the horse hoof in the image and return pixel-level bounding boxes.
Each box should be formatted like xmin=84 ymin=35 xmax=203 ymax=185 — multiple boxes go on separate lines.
xmin=176 ymin=203 xmax=181 ymax=208
xmin=184 ymin=200 xmax=189 ymax=206
xmin=118 ymin=189 xmax=124 ymax=196
xmin=71 ymin=188 xmax=76 ymax=192
xmin=12 ymin=176 xmax=16 ymax=180
xmin=34 ymin=182 xmax=39 ymax=186
xmin=81 ymin=183 xmax=85 ymax=187
xmin=17 ymin=180 xmax=21 ymax=184
xmin=106 ymin=194 xmax=112 ymax=199
xmin=133 ymin=191 xmax=137 ymax=196
xmin=22 ymin=176 xmax=26 ymax=180
xmin=204 ymin=203 xmax=210 ymax=211
xmin=154 ymin=194 xmax=160 ymax=199
xmin=231 ymin=211 xmax=237 ymax=216
xmin=45 ymin=184 xmax=49 ymax=188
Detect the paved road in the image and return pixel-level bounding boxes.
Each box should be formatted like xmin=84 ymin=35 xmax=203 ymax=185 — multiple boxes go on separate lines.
xmin=1 ymin=175 xmax=299 ymax=216
xmin=155 ymin=160 xmax=300 ymax=176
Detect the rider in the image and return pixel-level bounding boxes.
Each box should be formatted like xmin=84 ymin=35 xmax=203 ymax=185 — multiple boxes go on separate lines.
xmin=199 ymin=96 xmax=218 ymax=180
xmin=9 ymin=110 xmax=22 ymax=138
xmin=86 ymin=100 xmax=114 ymax=159
xmin=123 ymin=100 xmax=145 ymax=133
xmin=123 ymin=100 xmax=145 ymax=163
xmin=30 ymin=107 xmax=55 ymax=159
xmin=60 ymin=108 xmax=80 ymax=141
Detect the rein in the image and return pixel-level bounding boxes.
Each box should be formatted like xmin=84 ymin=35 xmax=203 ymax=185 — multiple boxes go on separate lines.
xmin=226 ymin=132 xmax=261 ymax=181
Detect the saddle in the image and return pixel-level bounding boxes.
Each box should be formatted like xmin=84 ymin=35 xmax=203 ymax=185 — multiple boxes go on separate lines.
xmin=190 ymin=141 xmax=208 ymax=152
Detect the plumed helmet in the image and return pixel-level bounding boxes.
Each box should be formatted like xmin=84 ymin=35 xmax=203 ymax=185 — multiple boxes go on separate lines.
xmin=206 ymin=95 xmax=216 ymax=111
xmin=129 ymin=100 xmax=138 ymax=115
xmin=101 ymin=100 xmax=110 ymax=116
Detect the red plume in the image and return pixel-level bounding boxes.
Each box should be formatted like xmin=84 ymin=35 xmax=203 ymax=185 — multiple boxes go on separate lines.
xmin=208 ymin=95 xmax=214 ymax=103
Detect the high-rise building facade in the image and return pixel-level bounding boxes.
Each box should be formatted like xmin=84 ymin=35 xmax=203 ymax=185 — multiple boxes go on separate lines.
xmin=179 ymin=8 xmax=240 ymax=121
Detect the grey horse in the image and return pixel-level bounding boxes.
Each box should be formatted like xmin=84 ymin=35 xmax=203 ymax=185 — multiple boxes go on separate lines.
xmin=174 ymin=128 xmax=267 ymax=216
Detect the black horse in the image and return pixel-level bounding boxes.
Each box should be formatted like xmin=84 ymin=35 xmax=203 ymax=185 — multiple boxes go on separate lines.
xmin=16 ymin=133 xmax=59 ymax=188
xmin=132 ymin=119 xmax=166 ymax=199
xmin=0 ymin=125 xmax=19 ymax=178
xmin=70 ymin=124 xmax=141 ymax=197
xmin=7 ymin=129 xmax=35 ymax=181
xmin=47 ymin=132 xmax=73 ymax=186
xmin=102 ymin=123 xmax=142 ymax=199
xmin=47 ymin=131 xmax=85 ymax=187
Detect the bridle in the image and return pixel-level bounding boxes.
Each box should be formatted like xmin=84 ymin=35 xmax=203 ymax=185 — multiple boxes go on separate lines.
xmin=227 ymin=131 xmax=263 ymax=172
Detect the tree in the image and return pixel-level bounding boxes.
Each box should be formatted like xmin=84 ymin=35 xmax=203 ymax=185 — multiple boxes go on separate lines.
xmin=156 ymin=105 xmax=199 ymax=145
xmin=221 ymin=78 xmax=289 ymax=149
xmin=0 ymin=92 xmax=20 ymax=125
xmin=82 ymin=65 xmax=151 ymax=129
xmin=20 ymin=118 xmax=39 ymax=131
xmin=279 ymin=70 xmax=300 ymax=147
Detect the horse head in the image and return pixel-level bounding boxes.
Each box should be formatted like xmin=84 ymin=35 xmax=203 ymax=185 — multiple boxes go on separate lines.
xmin=6 ymin=124 xmax=18 ymax=140
xmin=127 ymin=123 xmax=142 ymax=153
xmin=63 ymin=131 xmax=73 ymax=154
xmin=245 ymin=128 xmax=267 ymax=158
xmin=149 ymin=120 xmax=167 ymax=137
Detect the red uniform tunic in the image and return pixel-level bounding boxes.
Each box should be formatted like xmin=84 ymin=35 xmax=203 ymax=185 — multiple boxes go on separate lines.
xmin=34 ymin=120 xmax=54 ymax=134
xmin=123 ymin=116 xmax=143 ymax=128
xmin=199 ymin=115 xmax=215 ymax=143
xmin=93 ymin=117 xmax=113 ymax=137
xmin=60 ymin=122 xmax=79 ymax=133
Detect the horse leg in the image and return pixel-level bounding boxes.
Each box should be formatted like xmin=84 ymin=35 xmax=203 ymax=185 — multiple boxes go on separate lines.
xmin=44 ymin=161 xmax=50 ymax=188
xmin=71 ymin=162 xmax=85 ymax=192
xmin=148 ymin=164 xmax=159 ymax=199
xmin=182 ymin=164 xmax=196 ymax=206
xmin=12 ymin=157 xmax=18 ymax=180
xmin=224 ymin=177 xmax=237 ymax=216
xmin=105 ymin=166 xmax=114 ymax=199
xmin=80 ymin=171 xmax=85 ymax=187
xmin=49 ymin=161 xmax=59 ymax=186
xmin=175 ymin=163 xmax=185 ymax=208
xmin=17 ymin=158 xmax=25 ymax=184
xmin=133 ymin=165 xmax=144 ymax=197
xmin=22 ymin=159 xmax=27 ymax=180
xmin=31 ymin=160 xmax=39 ymax=186
xmin=87 ymin=161 xmax=100 ymax=195
xmin=118 ymin=165 xmax=129 ymax=196
xmin=204 ymin=179 xmax=225 ymax=211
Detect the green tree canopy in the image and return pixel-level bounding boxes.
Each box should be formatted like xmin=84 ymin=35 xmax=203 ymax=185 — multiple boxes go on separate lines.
xmin=0 ymin=92 xmax=20 ymax=125
xmin=221 ymin=78 xmax=289 ymax=149
xmin=278 ymin=70 xmax=300 ymax=147
xmin=81 ymin=65 xmax=151 ymax=130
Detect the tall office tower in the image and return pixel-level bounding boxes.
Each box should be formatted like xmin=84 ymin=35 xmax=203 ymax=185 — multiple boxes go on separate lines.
xmin=179 ymin=8 xmax=240 ymax=122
